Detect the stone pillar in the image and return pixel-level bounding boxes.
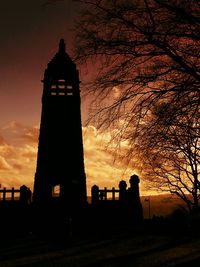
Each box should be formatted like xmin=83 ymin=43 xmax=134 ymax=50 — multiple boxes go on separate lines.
xmin=91 ymin=185 xmax=99 ymax=205
xmin=119 ymin=180 xmax=127 ymax=202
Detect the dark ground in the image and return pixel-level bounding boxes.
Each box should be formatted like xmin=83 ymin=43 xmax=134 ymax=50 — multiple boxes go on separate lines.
xmin=0 ymin=219 xmax=200 ymax=267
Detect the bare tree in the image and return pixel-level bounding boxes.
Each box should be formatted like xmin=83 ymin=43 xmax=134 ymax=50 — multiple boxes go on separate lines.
xmin=137 ymin=104 xmax=200 ymax=212
xmin=73 ymin=0 xmax=200 ymax=207
xmin=74 ymin=0 xmax=200 ymax=129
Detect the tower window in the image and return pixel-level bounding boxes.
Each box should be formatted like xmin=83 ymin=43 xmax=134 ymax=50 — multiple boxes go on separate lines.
xmin=51 ymin=85 xmax=57 ymax=89
xmin=52 ymin=185 xmax=60 ymax=197
xmin=67 ymin=85 xmax=73 ymax=96
xmin=51 ymin=92 xmax=57 ymax=95
xmin=58 ymin=84 xmax=66 ymax=89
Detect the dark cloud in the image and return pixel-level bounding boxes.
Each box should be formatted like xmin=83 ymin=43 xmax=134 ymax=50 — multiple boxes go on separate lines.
xmin=20 ymin=127 xmax=39 ymax=144
xmin=2 ymin=121 xmax=38 ymax=145
xmin=0 ymin=135 xmax=6 ymax=146
xmin=0 ymin=0 xmax=81 ymax=128
xmin=12 ymin=163 xmax=23 ymax=171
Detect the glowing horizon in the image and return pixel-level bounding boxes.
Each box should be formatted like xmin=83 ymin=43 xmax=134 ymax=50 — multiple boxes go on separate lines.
xmin=0 ymin=1 xmax=150 ymax=197
xmin=0 ymin=121 xmax=145 ymax=196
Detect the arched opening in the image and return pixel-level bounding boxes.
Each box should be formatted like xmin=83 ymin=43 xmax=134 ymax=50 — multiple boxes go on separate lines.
xmin=52 ymin=185 xmax=60 ymax=197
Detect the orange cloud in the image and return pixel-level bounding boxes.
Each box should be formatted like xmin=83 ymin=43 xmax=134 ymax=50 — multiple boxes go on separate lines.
xmin=2 ymin=121 xmax=39 ymax=145
xmin=82 ymin=125 xmax=140 ymax=194
xmin=0 ymin=155 xmax=12 ymax=170
xmin=0 ymin=123 xmax=38 ymax=189
xmin=0 ymin=122 xmax=143 ymax=195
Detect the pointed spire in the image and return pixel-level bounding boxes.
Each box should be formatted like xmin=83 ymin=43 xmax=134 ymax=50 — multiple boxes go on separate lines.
xmin=59 ymin=38 xmax=66 ymax=54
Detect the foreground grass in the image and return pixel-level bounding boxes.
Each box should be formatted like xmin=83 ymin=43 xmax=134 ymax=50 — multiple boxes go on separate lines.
xmin=0 ymin=223 xmax=200 ymax=267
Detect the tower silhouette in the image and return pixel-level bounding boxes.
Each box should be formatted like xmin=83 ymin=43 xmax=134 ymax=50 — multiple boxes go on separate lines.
xmin=33 ymin=39 xmax=87 ymax=215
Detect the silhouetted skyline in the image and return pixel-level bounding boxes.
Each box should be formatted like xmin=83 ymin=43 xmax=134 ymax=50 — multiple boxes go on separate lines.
xmin=0 ymin=1 xmax=143 ymax=195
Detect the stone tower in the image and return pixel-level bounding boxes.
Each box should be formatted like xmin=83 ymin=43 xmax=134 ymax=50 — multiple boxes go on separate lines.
xmin=33 ymin=39 xmax=87 ymax=214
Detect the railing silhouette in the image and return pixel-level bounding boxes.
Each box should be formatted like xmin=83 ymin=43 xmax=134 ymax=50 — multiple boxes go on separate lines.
xmin=94 ymin=187 xmax=120 ymax=201
xmin=91 ymin=175 xmax=141 ymax=205
xmin=91 ymin=184 xmax=126 ymax=205
xmin=0 ymin=187 xmax=19 ymax=201
xmin=0 ymin=185 xmax=32 ymax=205
xmin=91 ymin=175 xmax=144 ymax=222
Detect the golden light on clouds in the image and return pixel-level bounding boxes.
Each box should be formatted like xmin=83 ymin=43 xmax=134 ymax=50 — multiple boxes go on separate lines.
xmin=0 ymin=122 xmax=38 ymax=189
xmin=0 ymin=121 xmax=142 ymax=195
xmin=83 ymin=126 xmax=139 ymax=193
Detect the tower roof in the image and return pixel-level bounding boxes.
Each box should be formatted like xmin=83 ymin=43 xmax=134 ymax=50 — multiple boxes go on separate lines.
xmin=44 ymin=39 xmax=76 ymax=82
xmin=59 ymin=39 xmax=66 ymax=54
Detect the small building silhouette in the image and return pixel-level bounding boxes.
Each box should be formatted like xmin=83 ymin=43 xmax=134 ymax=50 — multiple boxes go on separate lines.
xmin=91 ymin=174 xmax=143 ymax=224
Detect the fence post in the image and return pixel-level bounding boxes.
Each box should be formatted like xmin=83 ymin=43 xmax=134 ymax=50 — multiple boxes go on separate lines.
xmin=20 ymin=185 xmax=29 ymax=205
xmin=104 ymin=187 xmax=107 ymax=200
xmin=91 ymin=185 xmax=99 ymax=204
xmin=112 ymin=187 xmax=115 ymax=200
xmin=119 ymin=180 xmax=127 ymax=202
xmin=11 ymin=187 xmax=15 ymax=201
xmin=3 ymin=187 xmax=6 ymax=201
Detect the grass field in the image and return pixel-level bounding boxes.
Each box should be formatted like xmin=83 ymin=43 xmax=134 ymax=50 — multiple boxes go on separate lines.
xmin=0 ymin=194 xmax=198 ymax=267
xmin=0 ymin=221 xmax=200 ymax=267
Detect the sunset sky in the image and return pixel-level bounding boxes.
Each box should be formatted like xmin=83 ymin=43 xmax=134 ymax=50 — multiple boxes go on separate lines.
xmin=0 ymin=0 xmax=142 ymax=195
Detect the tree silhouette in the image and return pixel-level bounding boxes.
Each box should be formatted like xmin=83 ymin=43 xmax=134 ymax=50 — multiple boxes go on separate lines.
xmin=137 ymin=104 xmax=200 ymax=212
xmin=74 ymin=0 xmax=200 ymax=207
xmin=75 ymin=0 xmax=199 ymax=125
